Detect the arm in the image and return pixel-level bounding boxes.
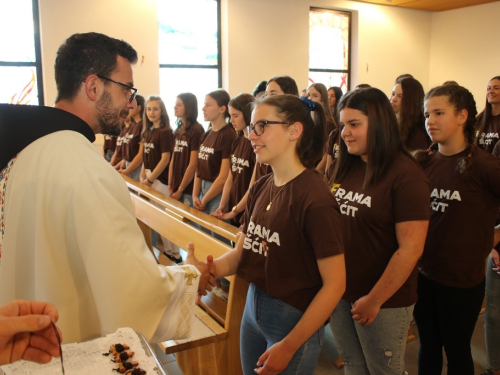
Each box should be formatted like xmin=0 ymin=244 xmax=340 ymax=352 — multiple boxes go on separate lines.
xmin=255 ymin=254 xmax=346 ymax=374
xmin=109 ymin=148 xmax=119 ymax=166
xmin=201 ymin=158 xmax=230 ymax=210
xmin=351 ymin=220 xmax=428 ymax=325
xmin=120 ymin=143 xmax=144 ymax=175
xmin=0 ymin=300 xmax=61 ymax=365
xmin=142 ymin=152 xmax=170 ymax=186
xmin=192 ymin=174 xmax=203 ymax=210
xmin=325 ymin=154 xmax=333 ymax=175
xmin=490 ymin=249 xmax=500 ymax=274
xmin=171 ymin=150 xmax=198 ymax=200
xmin=494 ymin=224 xmax=500 ymax=247
xmin=211 ymin=171 xmax=233 ymax=218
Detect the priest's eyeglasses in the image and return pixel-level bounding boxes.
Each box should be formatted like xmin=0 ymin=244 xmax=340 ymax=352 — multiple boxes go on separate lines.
xmin=247 ymin=120 xmax=291 ymax=136
xmin=97 ymin=75 xmax=138 ymax=103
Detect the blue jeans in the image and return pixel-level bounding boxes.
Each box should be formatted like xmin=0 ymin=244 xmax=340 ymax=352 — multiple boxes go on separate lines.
xmin=125 ymin=161 xmax=141 ymax=182
xmin=195 ymin=180 xmax=230 ymax=245
xmin=485 ymin=257 xmax=500 ymax=371
xmin=330 ymin=298 xmax=413 ymax=375
xmin=105 ymin=149 xmax=114 ymax=162
xmin=240 ymin=283 xmax=324 ymax=375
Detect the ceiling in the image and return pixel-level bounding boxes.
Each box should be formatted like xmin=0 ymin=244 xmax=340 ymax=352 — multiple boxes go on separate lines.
xmin=351 ymin=0 xmax=500 ymax=12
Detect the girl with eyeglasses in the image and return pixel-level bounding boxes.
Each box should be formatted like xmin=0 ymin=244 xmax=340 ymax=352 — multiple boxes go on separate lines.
xmin=192 ymin=89 xmax=237 ymax=242
xmin=327 ymin=87 xmax=430 ymax=375
xmin=413 ymin=85 xmax=500 ymax=375
xmin=201 ymin=94 xmax=345 ymax=374
xmin=211 ymin=93 xmax=255 ymax=227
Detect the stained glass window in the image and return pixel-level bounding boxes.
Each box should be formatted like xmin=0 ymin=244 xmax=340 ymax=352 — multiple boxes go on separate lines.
xmin=309 ymin=8 xmax=351 ymax=93
xmin=0 ymin=0 xmax=43 ymax=105
xmin=158 ymin=0 xmax=220 ymax=128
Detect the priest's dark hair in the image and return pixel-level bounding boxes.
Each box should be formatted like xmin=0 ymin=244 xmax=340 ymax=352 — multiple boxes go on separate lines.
xmin=54 ymin=32 xmax=138 ymax=102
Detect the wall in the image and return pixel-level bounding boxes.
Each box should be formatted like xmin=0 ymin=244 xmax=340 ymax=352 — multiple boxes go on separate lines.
xmin=39 ymin=0 xmax=159 ymax=105
xmin=38 ymin=0 xmax=433 ymax=105
xmin=223 ymin=0 xmax=433 ymax=97
xmin=429 ymin=1 xmax=500 ymax=108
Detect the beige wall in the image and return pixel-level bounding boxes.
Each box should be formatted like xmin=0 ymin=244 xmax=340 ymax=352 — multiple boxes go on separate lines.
xmin=429 ymin=1 xmax=500 ymax=109
xmin=38 ymin=0 xmax=497 ymax=109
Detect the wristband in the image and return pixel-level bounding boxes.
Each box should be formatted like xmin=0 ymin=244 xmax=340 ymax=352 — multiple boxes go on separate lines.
xmin=178 ymin=186 xmax=184 ymax=192
xmin=146 ymin=177 xmax=154 ymax=184
xmin=232 ymin=205 xmax=238 ymax=214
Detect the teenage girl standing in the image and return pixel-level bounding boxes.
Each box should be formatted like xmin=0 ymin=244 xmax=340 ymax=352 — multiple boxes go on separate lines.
xmin=199 ymin=94 xmax=345 ymax=374
xmin=477 ymin=76 xmax=500 ymax=153
xmin=119 ymin=94 xmax=145 ymax=181
xmin=328 ymin=87 xmax=430 ymax=375
xmin=390 ymin=76 xmax=431 ymax=152
xmin=169 ymin=92 xmax=205 ymax=206
xmin=193 ymin=90 xmax=236 ymax=240
xmin=414 ymin=84 xmax=500 ymax=375
xmin=140 ymin=96 xmax=173 ymax=193
xmin=212 ymin=93 xmax=255 ymax=226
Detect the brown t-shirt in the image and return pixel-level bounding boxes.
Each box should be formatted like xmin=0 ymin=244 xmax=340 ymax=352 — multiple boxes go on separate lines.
xmin=420 ymin=148 xmax=500 ymax=288
xmin=406 ymin=126 xmax=431 ymax=153
xmin=238 ymin=169 xmax=344 ymax=313
xmin=326 ymin=129 xmax=340 ymax=159
xmin=255 ymin=162 xmax=272 ymax=182
xmin=121 ymin=120 xmax=142 ymax=162
xmin=114 ymin=125 xmax=128 ymax=164
xmin=143 ymin=127 xmax=174 ymax=186
xmin=170 ymin=123 xmax=205 ymax=195
xmin=228 ymin=135 xmax=255 ymax=222
xmin=477 ymin=113 xmax=500 ymax=154
xmin=331 ymin=153 xmax=430 ymax=308
xmin=196 ymin=125 xmax=236 ymax=182
xmin=103 ymin=135 xmax=117 ymax=153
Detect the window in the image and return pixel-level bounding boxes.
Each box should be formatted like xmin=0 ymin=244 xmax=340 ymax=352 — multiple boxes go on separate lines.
xmin=0 ymin=0 xmax=43 ymax=105
xmin=158 ymin=0 xmax=221 ymax=127
xmin=309 ymin=8 xmax=351 ymax=94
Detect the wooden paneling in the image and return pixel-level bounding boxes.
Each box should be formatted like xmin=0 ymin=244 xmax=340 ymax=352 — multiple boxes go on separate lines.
xmin=352 ymin=0 xmax=499 ymax=12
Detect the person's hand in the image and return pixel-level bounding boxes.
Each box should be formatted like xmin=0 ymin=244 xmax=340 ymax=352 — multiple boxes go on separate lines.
xmin=113 ymin=163 xmax=122 ymax=171
xmin=351 ymin=295 xmax=381 ymax=326
xmin=118 ymin=169 xmax=129 ymax=176
xmin=141 ymin=178 xmax=153 ymax=187
xmin=210 ymin=207 xmax=224 ymax=219
xmin=193 ymin=197 xmax=205 ymax=211
xmin=254 ymin=340 xmax=295 ymax=374
xmin=491 ymin=249 xmax=500 ymax=275
xmin=220 ymin=211 xmax=236 ymax=221
xmin=0 ymin=300 xmax=62 ymax=366
xmin=185 ymin=243 xmax=215 ymax=296
xmin=170 ymin=190 xmax=182 ymax=201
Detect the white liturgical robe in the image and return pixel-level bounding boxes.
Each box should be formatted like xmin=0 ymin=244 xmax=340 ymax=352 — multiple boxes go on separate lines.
xmin=0 ymin=129 xmax=199 ymax=344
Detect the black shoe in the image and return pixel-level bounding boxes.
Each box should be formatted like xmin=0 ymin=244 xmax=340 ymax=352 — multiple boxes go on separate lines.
xmin=163 ymin=252 xmax=183 ymax=265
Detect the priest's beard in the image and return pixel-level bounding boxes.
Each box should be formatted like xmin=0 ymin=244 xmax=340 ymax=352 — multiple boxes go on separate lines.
xmin=96 ymin=89 xmax=128 ymax=136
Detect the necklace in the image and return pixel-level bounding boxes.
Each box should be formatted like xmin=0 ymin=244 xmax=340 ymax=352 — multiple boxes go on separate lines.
xmin=267 ymin=183 xmax=288 ymax=211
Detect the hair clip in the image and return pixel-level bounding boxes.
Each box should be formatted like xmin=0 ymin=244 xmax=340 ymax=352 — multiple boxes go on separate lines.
xmin=300 ymin=96 xmax=316 ymax=111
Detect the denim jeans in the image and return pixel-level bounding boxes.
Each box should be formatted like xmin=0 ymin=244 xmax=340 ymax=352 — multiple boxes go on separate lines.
xmin=330 ymin=298 xmax=413 ymax=375
xmin=414 ymin=273 xmax=485 ymax=375
xmin=240 ymin=283 xmax=324 ymax=375
xmin=485 ymin=257 xmax=500 ymax=371
xmin=125 ymin=160 xmax=141 ymax=182
xmin=195 ymin=180 xmax=230 ymax=245
xmin=105 ymin=149 xmax=114 ymax=162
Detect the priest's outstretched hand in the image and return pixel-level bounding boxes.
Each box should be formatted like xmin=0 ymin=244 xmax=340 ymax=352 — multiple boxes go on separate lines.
xmin=185 ymin=242 xmax=216 ymax=295
xmin=0 ymin=300 xmax=62 ymax=366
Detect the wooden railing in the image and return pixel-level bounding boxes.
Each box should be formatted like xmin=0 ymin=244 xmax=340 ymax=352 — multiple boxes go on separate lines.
xmin=122 ymin=175 xmax=248 ymax=375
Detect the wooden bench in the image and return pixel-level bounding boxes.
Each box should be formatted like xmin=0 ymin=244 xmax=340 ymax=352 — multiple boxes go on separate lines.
xmin=122 ymin=175 xmax=248 ymax=375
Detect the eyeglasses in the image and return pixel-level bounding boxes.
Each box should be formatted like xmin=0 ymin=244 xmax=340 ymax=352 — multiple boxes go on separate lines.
xmin=247 ymin=120 xmax=291 ymax=136
xmin=97 ymin=75 xmax=138 ymax=103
